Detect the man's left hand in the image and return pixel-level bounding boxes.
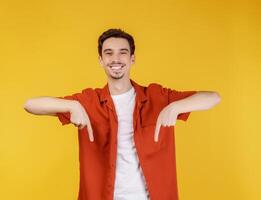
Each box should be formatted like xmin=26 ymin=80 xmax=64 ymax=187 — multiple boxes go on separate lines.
xmin=154 ymin=103 xmax=178 ymax=142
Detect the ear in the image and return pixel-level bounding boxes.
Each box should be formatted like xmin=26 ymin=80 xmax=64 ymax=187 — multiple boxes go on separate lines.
xmin=131 ymin=54 xmax=135 ymax=64
xmin=98 ymin=55 xmax=103 ymax=66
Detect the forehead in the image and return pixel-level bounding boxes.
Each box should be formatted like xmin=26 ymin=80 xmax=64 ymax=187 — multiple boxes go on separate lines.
xmin=102 ymin=37 xmax=130 ymax=51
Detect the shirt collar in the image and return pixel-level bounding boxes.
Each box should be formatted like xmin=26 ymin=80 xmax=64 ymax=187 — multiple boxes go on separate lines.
xmin=100 ymin=79 xmax=147 ymax=104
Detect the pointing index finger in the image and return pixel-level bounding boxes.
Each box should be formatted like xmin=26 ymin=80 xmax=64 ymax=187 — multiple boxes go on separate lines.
xmin=86 ymin=121 xmax=94 ymax=142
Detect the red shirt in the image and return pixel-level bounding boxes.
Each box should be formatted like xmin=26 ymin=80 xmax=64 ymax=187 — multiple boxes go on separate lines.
xmin=56 ymin=79 xmax=197 ymax=200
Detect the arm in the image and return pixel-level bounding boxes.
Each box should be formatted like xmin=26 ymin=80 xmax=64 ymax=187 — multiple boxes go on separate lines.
xmin=154 ymin=91 xmax=221 ymax=142
xmin=23 ymin=96 xmax=79 ymax=116
xmin=23 ymin=96 xmax=94 ymax=141
xmin=169 ymin=91 xmax=221 ymax=114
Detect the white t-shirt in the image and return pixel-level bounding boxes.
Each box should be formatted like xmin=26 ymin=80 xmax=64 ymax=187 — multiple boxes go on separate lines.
xmin=111 ymin=86 xmax=150 ymax=200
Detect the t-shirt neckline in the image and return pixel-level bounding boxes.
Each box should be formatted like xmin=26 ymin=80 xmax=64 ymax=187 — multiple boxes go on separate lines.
xmin=111 ymin=87 xmax=135 ymax=99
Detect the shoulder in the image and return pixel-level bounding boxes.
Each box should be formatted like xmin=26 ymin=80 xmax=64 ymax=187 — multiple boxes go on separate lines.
xmin=81 ymin=87 xmax=105 ymax=99
xmin=82 ymin=87 xmax=96 ymax=95
xmin=147 ymin=83 xmax=164 ymax=90
xmin=70 ymin=87 xmax=96 ymax=102
xmin=146 ymin=82 xmax=170 ymax=95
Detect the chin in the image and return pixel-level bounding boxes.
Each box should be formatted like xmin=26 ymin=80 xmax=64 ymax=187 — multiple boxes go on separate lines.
xmin=111 ymin=76 xmax=124 ymax=80
xmin=109 ymin=73 xmax=125 ymax=80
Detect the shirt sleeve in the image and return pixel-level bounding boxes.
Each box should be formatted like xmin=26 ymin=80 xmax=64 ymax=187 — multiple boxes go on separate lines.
xmin=55 ymin=93 xmax=79 ymax=126
xmin=167 ymin=88 xmax=198 ymax=122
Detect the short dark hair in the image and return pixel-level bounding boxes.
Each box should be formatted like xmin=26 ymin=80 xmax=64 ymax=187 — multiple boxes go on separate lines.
xmin=98 ymin=28 xmax=135 ymax=57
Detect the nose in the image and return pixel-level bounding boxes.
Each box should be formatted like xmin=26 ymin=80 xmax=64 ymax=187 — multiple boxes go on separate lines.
xmin=111 ymin=54 xmax=121 ymax=63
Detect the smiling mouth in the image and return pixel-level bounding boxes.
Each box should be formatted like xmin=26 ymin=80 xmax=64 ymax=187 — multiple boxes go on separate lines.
xmin=109 ymin=64 xmax=124 ymax=70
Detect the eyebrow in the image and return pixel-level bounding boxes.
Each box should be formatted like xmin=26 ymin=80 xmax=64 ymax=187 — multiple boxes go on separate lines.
xmin=103 ymin=48 xmax=130 ymax=53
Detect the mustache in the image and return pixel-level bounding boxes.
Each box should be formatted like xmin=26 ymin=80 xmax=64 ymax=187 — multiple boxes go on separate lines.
xmin=109 ymin=62 xmax=124 ymax=65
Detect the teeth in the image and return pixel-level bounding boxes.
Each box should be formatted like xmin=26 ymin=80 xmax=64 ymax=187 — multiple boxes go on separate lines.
xmin=111 ymin=66 xmax=121 ymax=69
xmin=110 ymin=65 xmax=123 ymax=69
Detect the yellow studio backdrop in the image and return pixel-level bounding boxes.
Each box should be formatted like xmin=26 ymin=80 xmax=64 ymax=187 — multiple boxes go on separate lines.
xmin=0 ymin=0 xmax=260 ymax=199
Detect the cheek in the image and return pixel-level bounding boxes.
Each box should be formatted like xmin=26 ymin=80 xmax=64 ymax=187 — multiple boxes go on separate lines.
xmin=101 ymin=56 xmax=110 ymax=64
xmin=103 ymin=58 xmax=110 ymax=65
xmin=123 ymin=57 xmax=132 ymax=64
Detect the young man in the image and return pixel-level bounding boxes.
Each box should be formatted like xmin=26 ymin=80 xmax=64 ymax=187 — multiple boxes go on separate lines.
xmin=24 ymin=28 xmax=221 ymax=200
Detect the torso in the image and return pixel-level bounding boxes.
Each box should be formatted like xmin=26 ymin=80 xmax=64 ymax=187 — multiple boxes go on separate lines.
xmin=111 ymin=86 xmax=150 ymax=200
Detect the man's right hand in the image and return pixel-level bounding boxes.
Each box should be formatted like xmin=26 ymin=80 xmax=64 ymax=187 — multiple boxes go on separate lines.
xmin=24 ymin=96 xmax=94 ymax=141
xmin=70 ymin=101 xmax=94 ymax=142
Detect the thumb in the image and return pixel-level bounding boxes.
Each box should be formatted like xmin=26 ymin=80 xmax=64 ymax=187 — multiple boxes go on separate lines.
xmin=154 ymin=123 xmax=161 ymax=142
xmin=86 ymin=124 xmax=94 ymax=142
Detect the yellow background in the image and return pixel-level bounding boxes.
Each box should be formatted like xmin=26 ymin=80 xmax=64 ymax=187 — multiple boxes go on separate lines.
xmin=1 ymin=0 xmax=260 ymax=199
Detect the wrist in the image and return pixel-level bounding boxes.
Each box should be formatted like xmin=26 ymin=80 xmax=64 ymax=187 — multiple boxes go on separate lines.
xmin=69 ymin=100 xmax=81 ymax=113
xmin=169 ymin=102 xmax=181 ymax=116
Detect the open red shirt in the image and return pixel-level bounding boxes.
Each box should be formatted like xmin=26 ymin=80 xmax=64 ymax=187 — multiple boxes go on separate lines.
xmin=56 ymin=79 xmax=197 ymax=200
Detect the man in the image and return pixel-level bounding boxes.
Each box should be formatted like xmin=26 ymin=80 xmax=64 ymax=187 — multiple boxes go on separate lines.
xmin=24 ymin=28 xmax=221 ymax=200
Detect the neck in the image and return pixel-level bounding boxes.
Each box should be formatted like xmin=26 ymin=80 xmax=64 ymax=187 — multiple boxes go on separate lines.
xmin=107 ymin=78 xmax=132 ymax=95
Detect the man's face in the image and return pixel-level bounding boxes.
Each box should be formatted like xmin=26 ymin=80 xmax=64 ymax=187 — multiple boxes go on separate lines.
xmin=99 ymin=37 xmax=135 ymax=80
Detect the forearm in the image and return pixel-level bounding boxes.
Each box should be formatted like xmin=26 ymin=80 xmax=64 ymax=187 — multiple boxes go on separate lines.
xmin=170 ymin=91 xmax=221 ymax=114
xmin=23 ymin=96 xmax=79 ymax=116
